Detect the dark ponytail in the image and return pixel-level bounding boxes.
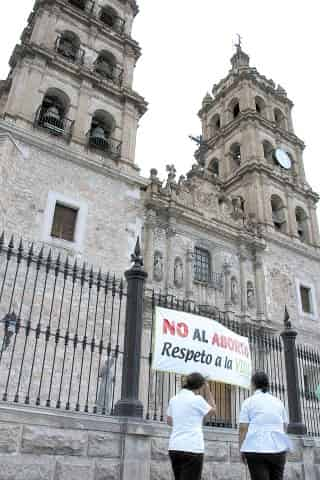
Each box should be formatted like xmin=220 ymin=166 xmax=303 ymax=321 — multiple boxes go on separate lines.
xmin=251 ymin=371 xmax=269 ymax=393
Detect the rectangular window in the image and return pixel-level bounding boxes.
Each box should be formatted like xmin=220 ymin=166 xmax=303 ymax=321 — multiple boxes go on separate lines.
xmin=51 ymin=203 xmax=78 ymax=242
xmin=193 ymin=247 xmax=210 ymax=283
xmin=300 ymin=286 xmax=312 ymax=314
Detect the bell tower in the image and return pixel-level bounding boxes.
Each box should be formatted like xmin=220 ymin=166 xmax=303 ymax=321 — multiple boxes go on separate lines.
xmin=0 ymin=0 xmax=147 ymax=171
xmin=198 ymin=42 xmax=320 ymax=248
xmin=0 ymin=0 xmax=147 ymax=272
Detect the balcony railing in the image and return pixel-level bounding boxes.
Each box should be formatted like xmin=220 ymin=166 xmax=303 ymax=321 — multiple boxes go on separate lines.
xmin=87 ymin=132 xmax=122 ymax=160
xmin=99 ymin=10 xmax=126 ymax=35
xmin=94 ymin=61 xmax=124 ymax=87
xmin=55 ymin=35 xmax=85 ymax=64
xmin=34 ymin=106 xmax=74 ymax=141
xmin=67 ymin=0 xmax=95 ymax=14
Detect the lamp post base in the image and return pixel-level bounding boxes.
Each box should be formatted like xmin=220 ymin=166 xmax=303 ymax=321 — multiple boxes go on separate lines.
xmin=287 ymin=422 xmax=307 ymax=435
xmin=114 ymin=399 xmax=144 ymax=418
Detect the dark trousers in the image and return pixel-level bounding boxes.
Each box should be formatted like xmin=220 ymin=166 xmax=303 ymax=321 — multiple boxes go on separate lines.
xmin=245 ymin=452 xmax=286 ymax=480
xmin=169 ymin=450 xmax=204 ymax=480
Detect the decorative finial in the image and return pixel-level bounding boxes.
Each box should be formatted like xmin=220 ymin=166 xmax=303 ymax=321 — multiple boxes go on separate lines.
xmin=131 ymin=236 xmax=144 ymax=268
xmin=284 ymin=305 xmax=292 ymax=329
xmin=236 ymin=33 xmax=242 ymax=49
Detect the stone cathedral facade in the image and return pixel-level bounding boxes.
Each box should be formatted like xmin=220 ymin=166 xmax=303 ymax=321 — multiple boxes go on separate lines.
xmin=0 ymin=0 xmax=320 ymax=347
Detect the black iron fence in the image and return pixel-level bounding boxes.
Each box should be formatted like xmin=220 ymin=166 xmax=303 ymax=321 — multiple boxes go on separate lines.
xmin=0 ymin=234 xmax=125 ymax=414
xmin=0 ymin=233 xmax=319 ymax=437
xmin=297 ymin=344 xmax=320 ymax=436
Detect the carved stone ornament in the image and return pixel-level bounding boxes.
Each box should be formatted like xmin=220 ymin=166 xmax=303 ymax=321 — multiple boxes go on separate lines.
xmin=247 ymin=281 xmax=256 ymax=310
xmin=153 ymin=251 xmax=163 ymax=282
xmin=174 ymin=257 xmax=184 ymax=288
xmin=231 ymin=276 xmax=239 ymax=305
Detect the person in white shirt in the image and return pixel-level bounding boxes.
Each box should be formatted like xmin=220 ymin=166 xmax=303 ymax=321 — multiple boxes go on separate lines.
xmin=239 ymin=370 xmax=292 ymax=480
xmin=167 ymin=372 xmax=216 ymax=480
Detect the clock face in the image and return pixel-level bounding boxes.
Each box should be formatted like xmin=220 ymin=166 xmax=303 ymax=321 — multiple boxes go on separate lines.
xmin=274 ymin=148 xmax=292 ymax=170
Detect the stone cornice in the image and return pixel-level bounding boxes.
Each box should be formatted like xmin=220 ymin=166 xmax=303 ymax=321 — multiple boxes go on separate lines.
xmin=264 ymin=230 xmax=320 ymax=262
xmin=223 ymin=161 xmax=319 ymax=203
xmin=206 ymin=110 xmax=304 ymax=150
xmin=0 ymin=122 xmax=149 ymax=190
xmin=144 ymin=194 xmax=265 ymax=249
xmin=29 ymin=0 xmax=141 ymax=54
xmin=199 ymin=69 xmax=293 ymax=117
xmin=11 ymin=42 xmax=147 ymax=118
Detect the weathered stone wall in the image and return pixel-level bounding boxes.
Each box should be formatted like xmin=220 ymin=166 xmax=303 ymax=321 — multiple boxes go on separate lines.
xmin=0 ymin=403 xmax=319 ymax=480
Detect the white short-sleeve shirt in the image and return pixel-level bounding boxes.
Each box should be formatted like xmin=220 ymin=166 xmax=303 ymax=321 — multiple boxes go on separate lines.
xmin=239 ymin=390 xmax=292 ymax=453
xmin=167 ymin=389 xmax=211 ymax=453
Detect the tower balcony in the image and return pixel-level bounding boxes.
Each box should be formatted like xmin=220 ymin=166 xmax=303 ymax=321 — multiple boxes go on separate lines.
xmin=34 ymin=106 xmax=74 ymax=141
xmin=67 ymin=0 xmax=95 ymax=14
xmin=87 ymin=130 xmax=122 ymax=160
xmin=93 ymin=61 xmax=124 ymax=87
xmin=55 ymin=35 xmax=85 ymax=65
xmin=99 ymin=9 xmax=126 ymax=35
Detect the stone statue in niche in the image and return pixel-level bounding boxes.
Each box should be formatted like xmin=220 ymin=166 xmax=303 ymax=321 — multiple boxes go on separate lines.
xmin=174 ymin=257 xmax=184 ymax=288
xmin=231 ymin=276 xmax=239 ymax=305
xmin=231 ymin=196 xmax=245 ymax=221
xmin=153 ymin=251 xmax=163 ymax=282
xmin=247 ymin=281 xmax=256 ymax=310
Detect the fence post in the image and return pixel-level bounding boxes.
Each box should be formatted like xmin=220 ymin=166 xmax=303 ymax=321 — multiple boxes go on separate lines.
xmin=280 ymin=307 xmax=306 ymax=435
xmin=114 ymin=237 xmax=148 ymax=418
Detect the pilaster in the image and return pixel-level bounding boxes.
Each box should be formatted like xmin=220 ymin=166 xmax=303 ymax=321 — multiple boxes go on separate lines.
xmin=165 ymin=213 xmax=177 ymax=293
xmin=185 ymin=248 xmax=194 ymax=300
xmin=253 ymin=249 xmax=266 ymax=323
xmin=144 ymin=209 xmax=157 ymax=281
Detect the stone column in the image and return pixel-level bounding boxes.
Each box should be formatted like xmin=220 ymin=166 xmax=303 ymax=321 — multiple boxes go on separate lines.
xmin=238 ymin=245 xmax=248 ymax=318
xmin=286 ymin=192 xmax=298 ymax=238
xmin=294 ymin=146 xmax=307 ymax=183
xmin=30 ymin=7 xmax=52 ymax=46
xmin=185 ymin=248 xmax=194 ymax=300
xmin=72 ymin=80 xmax=92 ymax=144
xmin=121 ymin=103 xmax=140 ymax=165
xmin=253 ymin=250 xmax=266 ymax=322
xmin=308 ymin=201 xmax=320 ymax=247
xmin=144 ymin=209 xmax=157 ymax=281
xmin=165 ymin=215 xmax=177 ymax=293
xmin=223 ymin=260 xmax=232 ymax=311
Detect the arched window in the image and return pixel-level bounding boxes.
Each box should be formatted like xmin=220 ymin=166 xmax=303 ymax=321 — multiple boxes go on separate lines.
xmin=88 ymin=110 xmax=121 ymax=158
xmin=95 ymin=51 xmax=116 ymax=79
xmin=56 ymin=31 xmax=81 ymax=63
xmin=193 ymin=247 xmax=210 ymax=283
xmin=208 ymin=158 xmax=219 ymax=176
xmin=274 ymin=108 xmax=286 ymax=129
xmin=230 ymin=142 xmax=241 ymax=169
xmin=255 ymin=96 xmax=266 ymax=116
xmin=228 ymin=98 xmax=241 ymax=122
xmin=295 ymin=207 xmax=309 ymax=242
xmin=271 ymin=195 xmax=287 ymax=233
xmin=210 ymin=114 xmax=221 ymax=136
xmin=36 ymin=88 xmax=71 ymax=137
xmin=262 ymin=140 xmax=274 ymax=163
xmin=100 ymin=6 xmax=125 ymax=34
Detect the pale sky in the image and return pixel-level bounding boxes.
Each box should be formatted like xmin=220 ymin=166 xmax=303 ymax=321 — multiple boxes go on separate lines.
xmin=1 ymin=1 xmax=319 ymax=201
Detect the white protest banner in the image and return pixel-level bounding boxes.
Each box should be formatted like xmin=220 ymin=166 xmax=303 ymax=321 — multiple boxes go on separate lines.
xmin=152 ymin=307 xmax=252 ymax=389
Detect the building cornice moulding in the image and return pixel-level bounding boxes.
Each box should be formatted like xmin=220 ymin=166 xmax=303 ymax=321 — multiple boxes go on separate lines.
xmin=0 ymin=123 xmax=148 ymax=190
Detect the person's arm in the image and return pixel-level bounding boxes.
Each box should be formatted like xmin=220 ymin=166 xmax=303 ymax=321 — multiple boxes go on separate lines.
xmin=202 ymin=382 xmax=216 ymax=416
xmin=167 ymin=402 xmax=173 ymax=427
xmin=238 ymin=400 xmax=250 ymax=463
xmin=239 ymin=423 xmax=249 ymax=463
